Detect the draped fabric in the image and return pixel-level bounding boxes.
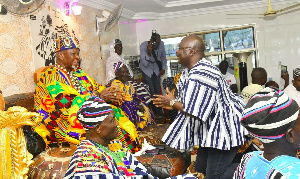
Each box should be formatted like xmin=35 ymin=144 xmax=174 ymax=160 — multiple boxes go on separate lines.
xmin=34 ymin=66 xmax=105 ymax=145
xmin=64 ymin=139 xmax=156 ymax=179
xmin=109 ymin=79 xmax=156 ymax=131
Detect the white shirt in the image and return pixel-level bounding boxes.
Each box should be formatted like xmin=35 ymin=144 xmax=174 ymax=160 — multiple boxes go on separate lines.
xmin=223 ymin=71 xmax=236 ymax=86
xmin=284 ymin=84 xmax=300 ymax=106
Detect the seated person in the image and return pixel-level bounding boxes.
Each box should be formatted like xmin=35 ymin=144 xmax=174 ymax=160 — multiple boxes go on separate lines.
xmin=284 ymin=68 xmax=300 ymax=106
xmin=64 ymin=96 xmax=196 ymax=179
xmin=234 ymin=87 xmax=300 ymax=178
xmin=219 ymin=60 xmax=238 ymax=93
xmin=106 ymin=39 xmax=151 ymax=104
xmin=107 ymin=61 xmax=156 ymax=130
xmin=265 ymin=80 xmax=279 ymax=88
xmin=34 ymin=35 xmax=125 ymax=146
xmin=241 ymin=67 xmax=267 ymax=102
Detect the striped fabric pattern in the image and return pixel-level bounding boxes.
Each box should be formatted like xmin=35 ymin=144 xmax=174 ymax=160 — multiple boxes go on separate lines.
xmin=130 ymin=81 xmax=151 ymax=104
xmin=64 ymin=139 xmax=197 ymax=179
xmin=162 ymin=59 xmax=247 ymax=150
xmin=240 ymin=87 xmax=299 ymax=143
xmin=234 ymin=151 xmax=300 ymax=179
xmin=63 ymin=139 xmax=156 ymax=179
xmin=77 ymin=96 xmax=113 ymax=130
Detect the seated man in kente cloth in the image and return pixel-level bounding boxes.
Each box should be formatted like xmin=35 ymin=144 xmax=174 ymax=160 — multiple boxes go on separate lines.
xmin=64 ymin=96 xmax=196 ymax=179
xmin=34 ymin=36 xmax=135 ymax=147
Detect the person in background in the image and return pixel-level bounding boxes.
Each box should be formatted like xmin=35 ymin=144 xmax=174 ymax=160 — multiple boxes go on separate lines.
xmin=265 ymin=80 xmax=279 ymax=89
xmin=34 ymin=36 xmax=124 ymax=146
xmin=108 ymin=61 xmax=156 ymax=130
xmin=219 ymin=60 xmax=238 ymax=93
xmin=234 ymin=87 xmax=300 ymax=178
xmin=107 ymin=39 xmax=151 ymax=104
xmin=241 ymin=67 xmax=267 ymax=102
xmin=106 ymin=39 xmax=133 ymax=84
xmin=284 ymin=68 xmax=300 ymax=106
xmin=153 ymin=35 xmax=247 ymax=179
xmin=140 ymin=31 xmax=167 ymax=118
xmin=64 ymin=96 xmax=196 ymax=179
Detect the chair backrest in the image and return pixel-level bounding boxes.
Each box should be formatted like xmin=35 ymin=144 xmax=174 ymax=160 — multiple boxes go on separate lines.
xmin=0 ymin=106 xmax=40 ymax=179
xmin=34 ymin=66 xmax=51 ymax=84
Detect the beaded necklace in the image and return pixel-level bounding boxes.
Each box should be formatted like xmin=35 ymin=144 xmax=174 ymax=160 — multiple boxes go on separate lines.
xmin=55 ymin=63 xmax=82 ymax=93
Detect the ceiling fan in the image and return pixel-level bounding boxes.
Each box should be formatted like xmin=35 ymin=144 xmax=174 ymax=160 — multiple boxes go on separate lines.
xmin=227 ymin=0 xmax=300 ymax=17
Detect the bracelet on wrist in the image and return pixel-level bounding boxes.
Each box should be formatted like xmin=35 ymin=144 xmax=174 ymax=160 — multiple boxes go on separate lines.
xmin=170 ymin=99 xmax=178 ymax=107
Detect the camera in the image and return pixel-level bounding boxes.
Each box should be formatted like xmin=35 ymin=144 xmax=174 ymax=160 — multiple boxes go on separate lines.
xmin=151 ymin=30 xmax=159 ymax=50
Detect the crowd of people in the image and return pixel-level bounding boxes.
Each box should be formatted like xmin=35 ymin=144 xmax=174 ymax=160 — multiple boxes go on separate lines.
xmin=8 ymin=32 xmax=299 ymax=178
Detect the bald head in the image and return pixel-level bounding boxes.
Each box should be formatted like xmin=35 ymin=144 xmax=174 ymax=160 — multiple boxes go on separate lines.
xmin=251 ymin=68 xmax=267 ymax=85
xmin=177 ymin=35 xmax=205 ymax=69
xmin=182 ymin=35 xmax=205 ymax=53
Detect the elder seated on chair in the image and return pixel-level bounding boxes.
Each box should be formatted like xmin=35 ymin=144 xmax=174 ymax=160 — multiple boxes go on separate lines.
xmin=107 ymin=61 xmax=156 ymax=131
xmin=33 ymin=35 xmax=125 ymax=147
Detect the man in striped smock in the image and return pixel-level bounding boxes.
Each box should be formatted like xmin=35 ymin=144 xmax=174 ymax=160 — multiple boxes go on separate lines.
xmin=153 ymin=35 xmax=247 ymax=179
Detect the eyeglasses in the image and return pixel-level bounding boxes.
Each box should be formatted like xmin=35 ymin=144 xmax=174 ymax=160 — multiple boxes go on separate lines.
xmin=177 ymin=47 xmax=193 ymax=50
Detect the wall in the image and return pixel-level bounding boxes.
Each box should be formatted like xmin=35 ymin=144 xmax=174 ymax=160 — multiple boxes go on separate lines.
xmin=0 ymin=2 xmax=119 ymax=97
xmin=0 ymin=14 xmax=35 ymax=97
xmin=120 ymin=4 xmax=300 ymax=89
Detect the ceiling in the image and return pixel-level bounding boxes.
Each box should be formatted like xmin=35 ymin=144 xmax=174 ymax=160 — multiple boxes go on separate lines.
xmin=79 ymin=0 xmax=300 ymax=20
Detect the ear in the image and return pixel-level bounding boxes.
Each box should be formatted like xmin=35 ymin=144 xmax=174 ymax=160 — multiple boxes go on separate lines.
xmin=292 ymin=79 xmax=295 ymax=85
xmin=57 ymin=52 xmax=64 ymax=60
xmin=95 ymin=124 xmax=102 ymax=134
xmin=285 ymin=128 xmax=294 ymax=143
xmin=189 ymin=49 xmax=195 ymax=57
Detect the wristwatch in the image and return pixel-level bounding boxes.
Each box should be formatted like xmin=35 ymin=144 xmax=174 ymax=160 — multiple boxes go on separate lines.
xmin=170 ymin=99 xmax=178 ymax=107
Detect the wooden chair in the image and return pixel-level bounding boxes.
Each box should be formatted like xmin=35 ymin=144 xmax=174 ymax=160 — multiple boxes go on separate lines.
xmin=0 ymin=106 xmax=40 ymax=179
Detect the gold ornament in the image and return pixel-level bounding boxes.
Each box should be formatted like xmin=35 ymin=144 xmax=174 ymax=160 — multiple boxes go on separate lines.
xmin=0 ymin=106 xmax=41 ymax=179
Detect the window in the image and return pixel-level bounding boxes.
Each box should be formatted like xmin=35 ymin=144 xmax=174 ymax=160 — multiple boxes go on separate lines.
xmin=161 ymin=25 xmax=257 ymax=78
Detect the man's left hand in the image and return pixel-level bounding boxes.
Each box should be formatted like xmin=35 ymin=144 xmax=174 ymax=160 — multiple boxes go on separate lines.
xmin=160 ymin=69 xmax=165 ymax=76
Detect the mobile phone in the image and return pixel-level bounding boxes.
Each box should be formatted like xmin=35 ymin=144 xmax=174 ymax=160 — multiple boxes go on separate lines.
xmin=281 ymin=65 xmax=287 ymax=77
xmin=146 ymin=148 xmax=159 ymax=155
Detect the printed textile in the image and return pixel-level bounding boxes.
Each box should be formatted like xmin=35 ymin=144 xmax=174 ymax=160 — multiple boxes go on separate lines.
xmin=34 ymin=66 xmax=105 ymax=145
xmin=109 ymin=79 xmax=156 ymax=131
xmin=63 ymin=139 xmax=156 ymax=179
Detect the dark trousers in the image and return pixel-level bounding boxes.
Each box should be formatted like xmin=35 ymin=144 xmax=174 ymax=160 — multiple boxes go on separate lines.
xmin=195 ymin=146 xmax=240 ymax=179
xmin=142 ymin=71 xmax=162 ymax=116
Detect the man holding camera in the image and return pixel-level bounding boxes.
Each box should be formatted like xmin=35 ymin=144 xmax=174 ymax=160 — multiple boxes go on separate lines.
xmin=140 ymin=31 xmax=167 ymax=118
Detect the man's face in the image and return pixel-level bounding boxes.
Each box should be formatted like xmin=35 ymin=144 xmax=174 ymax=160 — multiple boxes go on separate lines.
xmin=151 ymin=35 xmax=161 ymax=50
xmin=60 ymin=48 xmax=80 ymax=69
xmin=176 ymin=39 xmax=191 ymax=67
xmin=116 ymin=66 xmax=129 ymax=82
xmin=114 ymin=44 xmax=122 ymax=56
xmin=100 ymin=110 xmax=119 ymax=141
xmin=219 ymin=62 xmax=228 ymax=75
xmin=293 ymin=76 xmax=300 ymax=92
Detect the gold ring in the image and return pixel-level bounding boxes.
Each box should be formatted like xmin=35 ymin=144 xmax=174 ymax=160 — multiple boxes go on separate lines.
xmin=114 ymin=93 xmax=116 ymax=97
